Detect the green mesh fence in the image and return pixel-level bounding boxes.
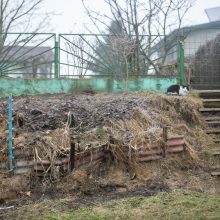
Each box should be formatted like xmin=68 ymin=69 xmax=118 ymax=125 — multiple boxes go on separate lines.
xmin=58 ymin=33 xmax=179 ymax=79
xmin=184 ymin=28 xmax=220 ymax=89
xmin=0 ymin=32 xmax=183 ymax=83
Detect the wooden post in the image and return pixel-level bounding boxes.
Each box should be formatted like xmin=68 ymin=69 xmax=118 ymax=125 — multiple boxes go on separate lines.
xmin=70 ymin=142 xmax=75 ymax=171
xmin=162 ymin=126 xmax=168 ymax=158
xmin=163 ymin=126 xmax=168 ymax=142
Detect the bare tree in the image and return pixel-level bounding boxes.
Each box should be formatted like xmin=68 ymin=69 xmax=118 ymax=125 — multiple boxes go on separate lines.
xmin=153 ymin=0 xmax=194 ymax=64
xmin=0 ymin=0 xmax=51 ymax=46
xmin=65 ymin=36 xmax=94 ymax=78
xmin=0 ymin=0 xmax=54 ymax=78
xmin=110 ymin=35 xmax=137 ymax=84
xmin=81 ymin=0 xmax=195 ymax=76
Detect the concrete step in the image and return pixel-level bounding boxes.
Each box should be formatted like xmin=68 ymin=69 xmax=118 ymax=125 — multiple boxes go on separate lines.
xmin=199 ymin=108 xmax=220 ymax=112
xmin=196 ymin=90 xmax=220 ymax=99
xmin=209 ymin=147 xmax=220 ymax=156
xmin=210 ymin=164 xmax=220 ymax=169
xmin=214 ymin=139 xmax=220 ymax=143
xmin=207 ymin=121 xmax=220 ymax=127
xmin=203 ymin=99 xmax=220 ymax=108
xmin=205 ymin=116 xmax=220 ymax=121
xmin=211 ymin=171 xmax=220 ymax=176
xmin=203 ymin=99 xmax=220 ymax=102
xmin=206 ymin=129 xmax=220 ymax=134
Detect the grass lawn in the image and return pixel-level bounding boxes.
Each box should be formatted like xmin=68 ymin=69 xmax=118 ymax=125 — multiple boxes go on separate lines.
xmin=2 ymin=190 xmax=220 ymax=220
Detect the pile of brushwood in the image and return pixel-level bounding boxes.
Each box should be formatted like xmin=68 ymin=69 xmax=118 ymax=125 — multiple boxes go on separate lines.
xmin=0 ymin=92 xmax=216 ymax=195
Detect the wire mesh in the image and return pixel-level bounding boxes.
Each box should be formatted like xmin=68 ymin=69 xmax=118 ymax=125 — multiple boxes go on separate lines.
xmin=0 ymin=33 xmax=181 ymax=80
xmin=184 ymin=29 xmax=220 ymax=89
xmin=0 ymin=33 xmax=56 ymax=79
xmin=59 ymin=34 xmax=179 ymax=79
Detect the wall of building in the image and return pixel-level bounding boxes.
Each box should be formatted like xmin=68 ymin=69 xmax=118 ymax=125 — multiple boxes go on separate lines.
xmin=158 ymin=29 xmax=220 ymax=64
xmin=0 ymin=77 xmax=177 ymax=97
xmin=184 ymin=29 xmax=220 ymax=57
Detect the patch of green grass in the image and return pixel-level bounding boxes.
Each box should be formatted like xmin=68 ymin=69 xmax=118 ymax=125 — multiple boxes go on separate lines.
xmin=3 ymin=190 xmax=220 ymax=220
xmin=124 ymin=197 xmax=144 ymax=208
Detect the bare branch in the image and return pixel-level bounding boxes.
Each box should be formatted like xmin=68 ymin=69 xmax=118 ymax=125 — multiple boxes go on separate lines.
xmin=81 ymin=0 xmax=194 ymax=76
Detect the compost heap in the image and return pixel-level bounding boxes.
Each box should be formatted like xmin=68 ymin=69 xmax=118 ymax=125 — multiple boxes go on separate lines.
xmin=0 ymin=93 xmax=215 ymax=194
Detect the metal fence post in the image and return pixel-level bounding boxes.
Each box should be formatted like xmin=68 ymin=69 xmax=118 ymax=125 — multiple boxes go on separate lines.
xmin=54 ymin=35 xmax=60 ymax=78
xmin=178 ymin=40 xmax=185 ymax=85
xmin=8 ymin=95 xmax=14 ymax=174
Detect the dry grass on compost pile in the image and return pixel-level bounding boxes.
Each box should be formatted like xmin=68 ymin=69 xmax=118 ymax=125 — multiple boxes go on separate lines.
xmin=0 ymin=93 xmax=214 ymax=191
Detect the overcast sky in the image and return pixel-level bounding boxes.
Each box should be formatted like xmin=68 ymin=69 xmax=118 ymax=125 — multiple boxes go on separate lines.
xmin=44 ymin=0 xmax=220 ymax=33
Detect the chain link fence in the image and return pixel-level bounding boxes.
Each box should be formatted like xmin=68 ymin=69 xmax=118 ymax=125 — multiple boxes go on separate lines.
xmin=184 ymin=29 xmax=220 ymax=89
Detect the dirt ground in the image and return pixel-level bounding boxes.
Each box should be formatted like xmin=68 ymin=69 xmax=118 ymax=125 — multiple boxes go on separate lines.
xmin=2 ymin=189 xmax=220 ymax=220
xmin=0 ymin=92 xmax=220 ymax=214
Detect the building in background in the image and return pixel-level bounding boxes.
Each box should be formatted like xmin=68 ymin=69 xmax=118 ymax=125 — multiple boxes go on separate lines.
xmin=205 ymin=6 xmax=220 ymax=22
xmin=0 ymin=46 xmax=54 ymax=78
xmin=156 ymin=7 xmax=220 ymax=64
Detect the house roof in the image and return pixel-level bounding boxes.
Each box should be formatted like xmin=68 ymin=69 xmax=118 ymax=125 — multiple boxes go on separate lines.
xmin=0 ymin=46 xmax=54 ymax=62
xmin=205 ymin=7 xmax=220 ymax=22
xmin=153 ymin=20 xmax=220 ymax=50
xmin=177 ymin=20 xmax=220 ymax=36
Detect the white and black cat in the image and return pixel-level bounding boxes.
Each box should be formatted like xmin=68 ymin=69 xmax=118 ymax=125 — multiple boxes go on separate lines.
xmin=167 ymin=84 xmax=189 ymax=96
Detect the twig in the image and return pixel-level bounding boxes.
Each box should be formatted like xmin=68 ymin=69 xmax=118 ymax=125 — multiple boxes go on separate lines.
xmin=0 ymin=206 xmax=14 ymax=210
